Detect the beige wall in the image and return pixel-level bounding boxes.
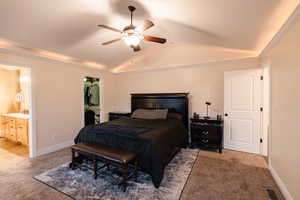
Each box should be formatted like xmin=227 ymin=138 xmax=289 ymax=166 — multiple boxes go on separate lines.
xmin=267 ymin=11 xmax=300 ymax=200
xmin=114 ymin=58 xmax=261 ymax=117
xmin=0 ymin=67 xmax=19 ymax=114
xmin=0 ymin=51 xmax=116 ymax=154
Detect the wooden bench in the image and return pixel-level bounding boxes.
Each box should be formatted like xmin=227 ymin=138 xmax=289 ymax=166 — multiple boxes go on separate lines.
xmin=70 ymin=143 xmax=138 ymax=192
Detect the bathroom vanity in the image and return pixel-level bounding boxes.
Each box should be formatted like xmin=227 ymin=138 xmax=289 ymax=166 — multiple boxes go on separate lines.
xmin=1 ymin=113 xmax=29 ymax=146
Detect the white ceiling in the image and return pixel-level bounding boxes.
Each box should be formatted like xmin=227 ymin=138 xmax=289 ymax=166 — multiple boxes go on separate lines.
xmin=0 ymin=0 xmax=298 ymax=72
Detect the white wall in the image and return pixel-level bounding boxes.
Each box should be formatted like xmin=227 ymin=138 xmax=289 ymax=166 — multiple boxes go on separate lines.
xmin=114 ymin=58 xmax=261 ymax=117
xmin=266 ymin=10 xmax=300 ymax=200
xmin=0 ymin=50 xmax=116 ymax=155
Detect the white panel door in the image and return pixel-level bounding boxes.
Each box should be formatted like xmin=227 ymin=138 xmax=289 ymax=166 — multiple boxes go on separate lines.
xmin=224 ymin=69 xmax=262 ymax=154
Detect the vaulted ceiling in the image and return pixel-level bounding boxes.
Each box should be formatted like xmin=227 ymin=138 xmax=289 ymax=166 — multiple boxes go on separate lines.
xmin=0 ymin=0 xmax=298 ymax=72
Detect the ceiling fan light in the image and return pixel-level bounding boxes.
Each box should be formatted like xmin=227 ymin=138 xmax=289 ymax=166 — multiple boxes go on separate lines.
xmin=123 ymin=35 xmax=140 ymax=46
xmin=122 ymin=29 xmax=143 ymax=46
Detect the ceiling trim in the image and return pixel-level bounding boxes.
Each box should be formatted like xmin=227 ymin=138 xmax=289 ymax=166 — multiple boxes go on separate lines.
xmin=114 ymin=56 xmax=261 ymax=74
xmin=0 ymin=63 xmax=21 ymax=70
xmin=260 ymin=4 xmax=300 ymax=57
xmin=0 ymin=38 xmax=112 ymax=73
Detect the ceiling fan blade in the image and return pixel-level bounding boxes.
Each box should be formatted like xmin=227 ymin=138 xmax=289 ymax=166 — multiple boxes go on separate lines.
xmin=136 ymin=20 xmax=154 ymax=32
xmin=102 ymin=38 xmax=122 ymax=45
xmin=98 ymin=25 xmax=122 ymax=33
xmin=131 ymin=45 xmax=141 ymax=52
xmin=144 ymin=35 xmax=167 ymax=44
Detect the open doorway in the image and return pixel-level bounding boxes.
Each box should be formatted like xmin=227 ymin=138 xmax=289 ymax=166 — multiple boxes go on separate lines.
xmin=83 ymin=77 xmax=100 ymax=126
xmin=0 ymin=64 xmax=31 ymax=158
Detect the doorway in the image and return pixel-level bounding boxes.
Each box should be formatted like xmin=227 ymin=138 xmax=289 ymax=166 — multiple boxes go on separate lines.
xmin=83 ymin=77 xmax=100 ymax=126
xmin=224 ymin=69 xmax=268 ymax=155
xmin=0 ymin=64 xmax=31 ymax=158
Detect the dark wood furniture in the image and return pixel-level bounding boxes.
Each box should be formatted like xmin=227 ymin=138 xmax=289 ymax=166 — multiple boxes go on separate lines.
xmin=131 ymin=93 xmax=189 ymax=129
xmin=131 ymin=93 xmax=189 ymax=147
xmin=190 ymin=118 xmax=223 ymax=153
xmin=108 ymin=112 xmax=131 ymax=121
xmin=70 ymin=143 xmax=138 ymax=192
xmin=73 ymin=93 xmax=189 ymax=188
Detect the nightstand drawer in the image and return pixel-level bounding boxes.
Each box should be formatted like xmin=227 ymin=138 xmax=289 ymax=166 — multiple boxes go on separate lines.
xmin=199 ymin=138 xmax=219 ymax=148
xmin=191 ymin=126 xmax=220 ymax=139
xmin=192 ymin=136 xmax=219 ymax=147
xmin=190 ymin=118 xmax=223 ymax=153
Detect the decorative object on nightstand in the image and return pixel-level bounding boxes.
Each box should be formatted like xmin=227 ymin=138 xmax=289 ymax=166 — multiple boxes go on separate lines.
xmin=190 ymin=117 xmax=223 ymax=153
xmin=193 ymin=112 xmax=200 ymax=119
xmin=204 ymin=101 xmax=211 ymax=120
xmin=108 ymin=112 xmax=131 ymax=121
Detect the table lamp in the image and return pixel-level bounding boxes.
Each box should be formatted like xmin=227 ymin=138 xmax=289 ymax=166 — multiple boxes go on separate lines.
xmin=204 ymin=101 xmax=211 ymax=119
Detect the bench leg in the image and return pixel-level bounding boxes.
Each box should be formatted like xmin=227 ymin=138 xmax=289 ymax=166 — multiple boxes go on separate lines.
xmin=134 ymin=160 xmax=138 ymax=182
xmin=120 ymin=164 xmax=128 ymax=192
xmin=94 ymin=157 xmax=98 ymax=180
xmin=70 ymin=149 xmax=76 ymax=170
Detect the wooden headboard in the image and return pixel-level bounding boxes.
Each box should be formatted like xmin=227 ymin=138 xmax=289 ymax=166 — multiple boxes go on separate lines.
xmin=131 ymin=93 xmax=189 ymax=129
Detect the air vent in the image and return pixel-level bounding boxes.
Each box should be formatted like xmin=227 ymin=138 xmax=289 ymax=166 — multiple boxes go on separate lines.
xmin=267 ymin=189 xmax=278 ymax=200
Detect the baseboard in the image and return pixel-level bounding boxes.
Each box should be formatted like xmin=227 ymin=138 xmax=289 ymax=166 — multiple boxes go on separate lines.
xmin=36 ymin=140 xmax=74 ymax=157
xmin=269 ymin=161 xmax=294 ymax=200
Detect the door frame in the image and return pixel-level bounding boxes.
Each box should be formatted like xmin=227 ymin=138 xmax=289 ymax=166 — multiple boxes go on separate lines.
xmin=27 ymin=67 xmax=36 ymax=158
xmin=81 ymin=75 xmax=103 ymax=127
xmin=224 ymin=68 xmax=269 ymax=155
xmin=262 ymin=65 xmax=271 ymax=156
xmin=0 ymin=62 xmax=36 ymax=158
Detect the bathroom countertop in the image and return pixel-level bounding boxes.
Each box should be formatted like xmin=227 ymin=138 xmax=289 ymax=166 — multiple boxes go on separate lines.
xmin=2 ymin=113 xmax=30 ymax=119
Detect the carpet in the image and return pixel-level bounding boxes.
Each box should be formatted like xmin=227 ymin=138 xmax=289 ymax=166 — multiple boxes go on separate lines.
xmin=34 ymin=149 xmax=198 ymax=200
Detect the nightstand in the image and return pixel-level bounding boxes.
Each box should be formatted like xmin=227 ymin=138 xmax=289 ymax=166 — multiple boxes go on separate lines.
xmin=190 ymin=118 xmax=223 ymax=153
xmin=108 ymin=112 xmax=131 ymax=121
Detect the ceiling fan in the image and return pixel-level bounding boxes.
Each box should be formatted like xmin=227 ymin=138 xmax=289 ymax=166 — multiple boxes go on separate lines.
xmin=98 ymin=5 xmax=167 ymax=52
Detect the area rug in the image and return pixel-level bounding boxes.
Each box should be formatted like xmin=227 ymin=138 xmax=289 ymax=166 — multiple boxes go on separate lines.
xmin=34 ymin=149 xmax=198 ymax=200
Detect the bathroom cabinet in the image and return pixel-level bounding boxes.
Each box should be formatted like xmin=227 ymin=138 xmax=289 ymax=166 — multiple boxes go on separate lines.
xmin=1 ymin=115 xmax=28 ymax=146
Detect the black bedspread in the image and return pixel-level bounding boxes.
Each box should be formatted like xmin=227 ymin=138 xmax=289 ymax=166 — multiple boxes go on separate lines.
xmin=74 ymin=117 xmax=187 ymax=188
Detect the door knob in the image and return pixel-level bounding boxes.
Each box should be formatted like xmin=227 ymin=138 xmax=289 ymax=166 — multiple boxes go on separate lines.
xmin=224 ymin=113 xmax=228 ymax=116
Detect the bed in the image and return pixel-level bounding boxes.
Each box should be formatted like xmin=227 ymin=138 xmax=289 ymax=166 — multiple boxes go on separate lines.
xmin=74 ymin=93 xmax=189 ymax=188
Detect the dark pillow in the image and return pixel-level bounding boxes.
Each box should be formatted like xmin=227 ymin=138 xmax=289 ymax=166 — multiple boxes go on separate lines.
xmin=167 ymin=112 xmax=183 ymax=120
xmin=131 ymin=109 xmax=168 ymax=119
